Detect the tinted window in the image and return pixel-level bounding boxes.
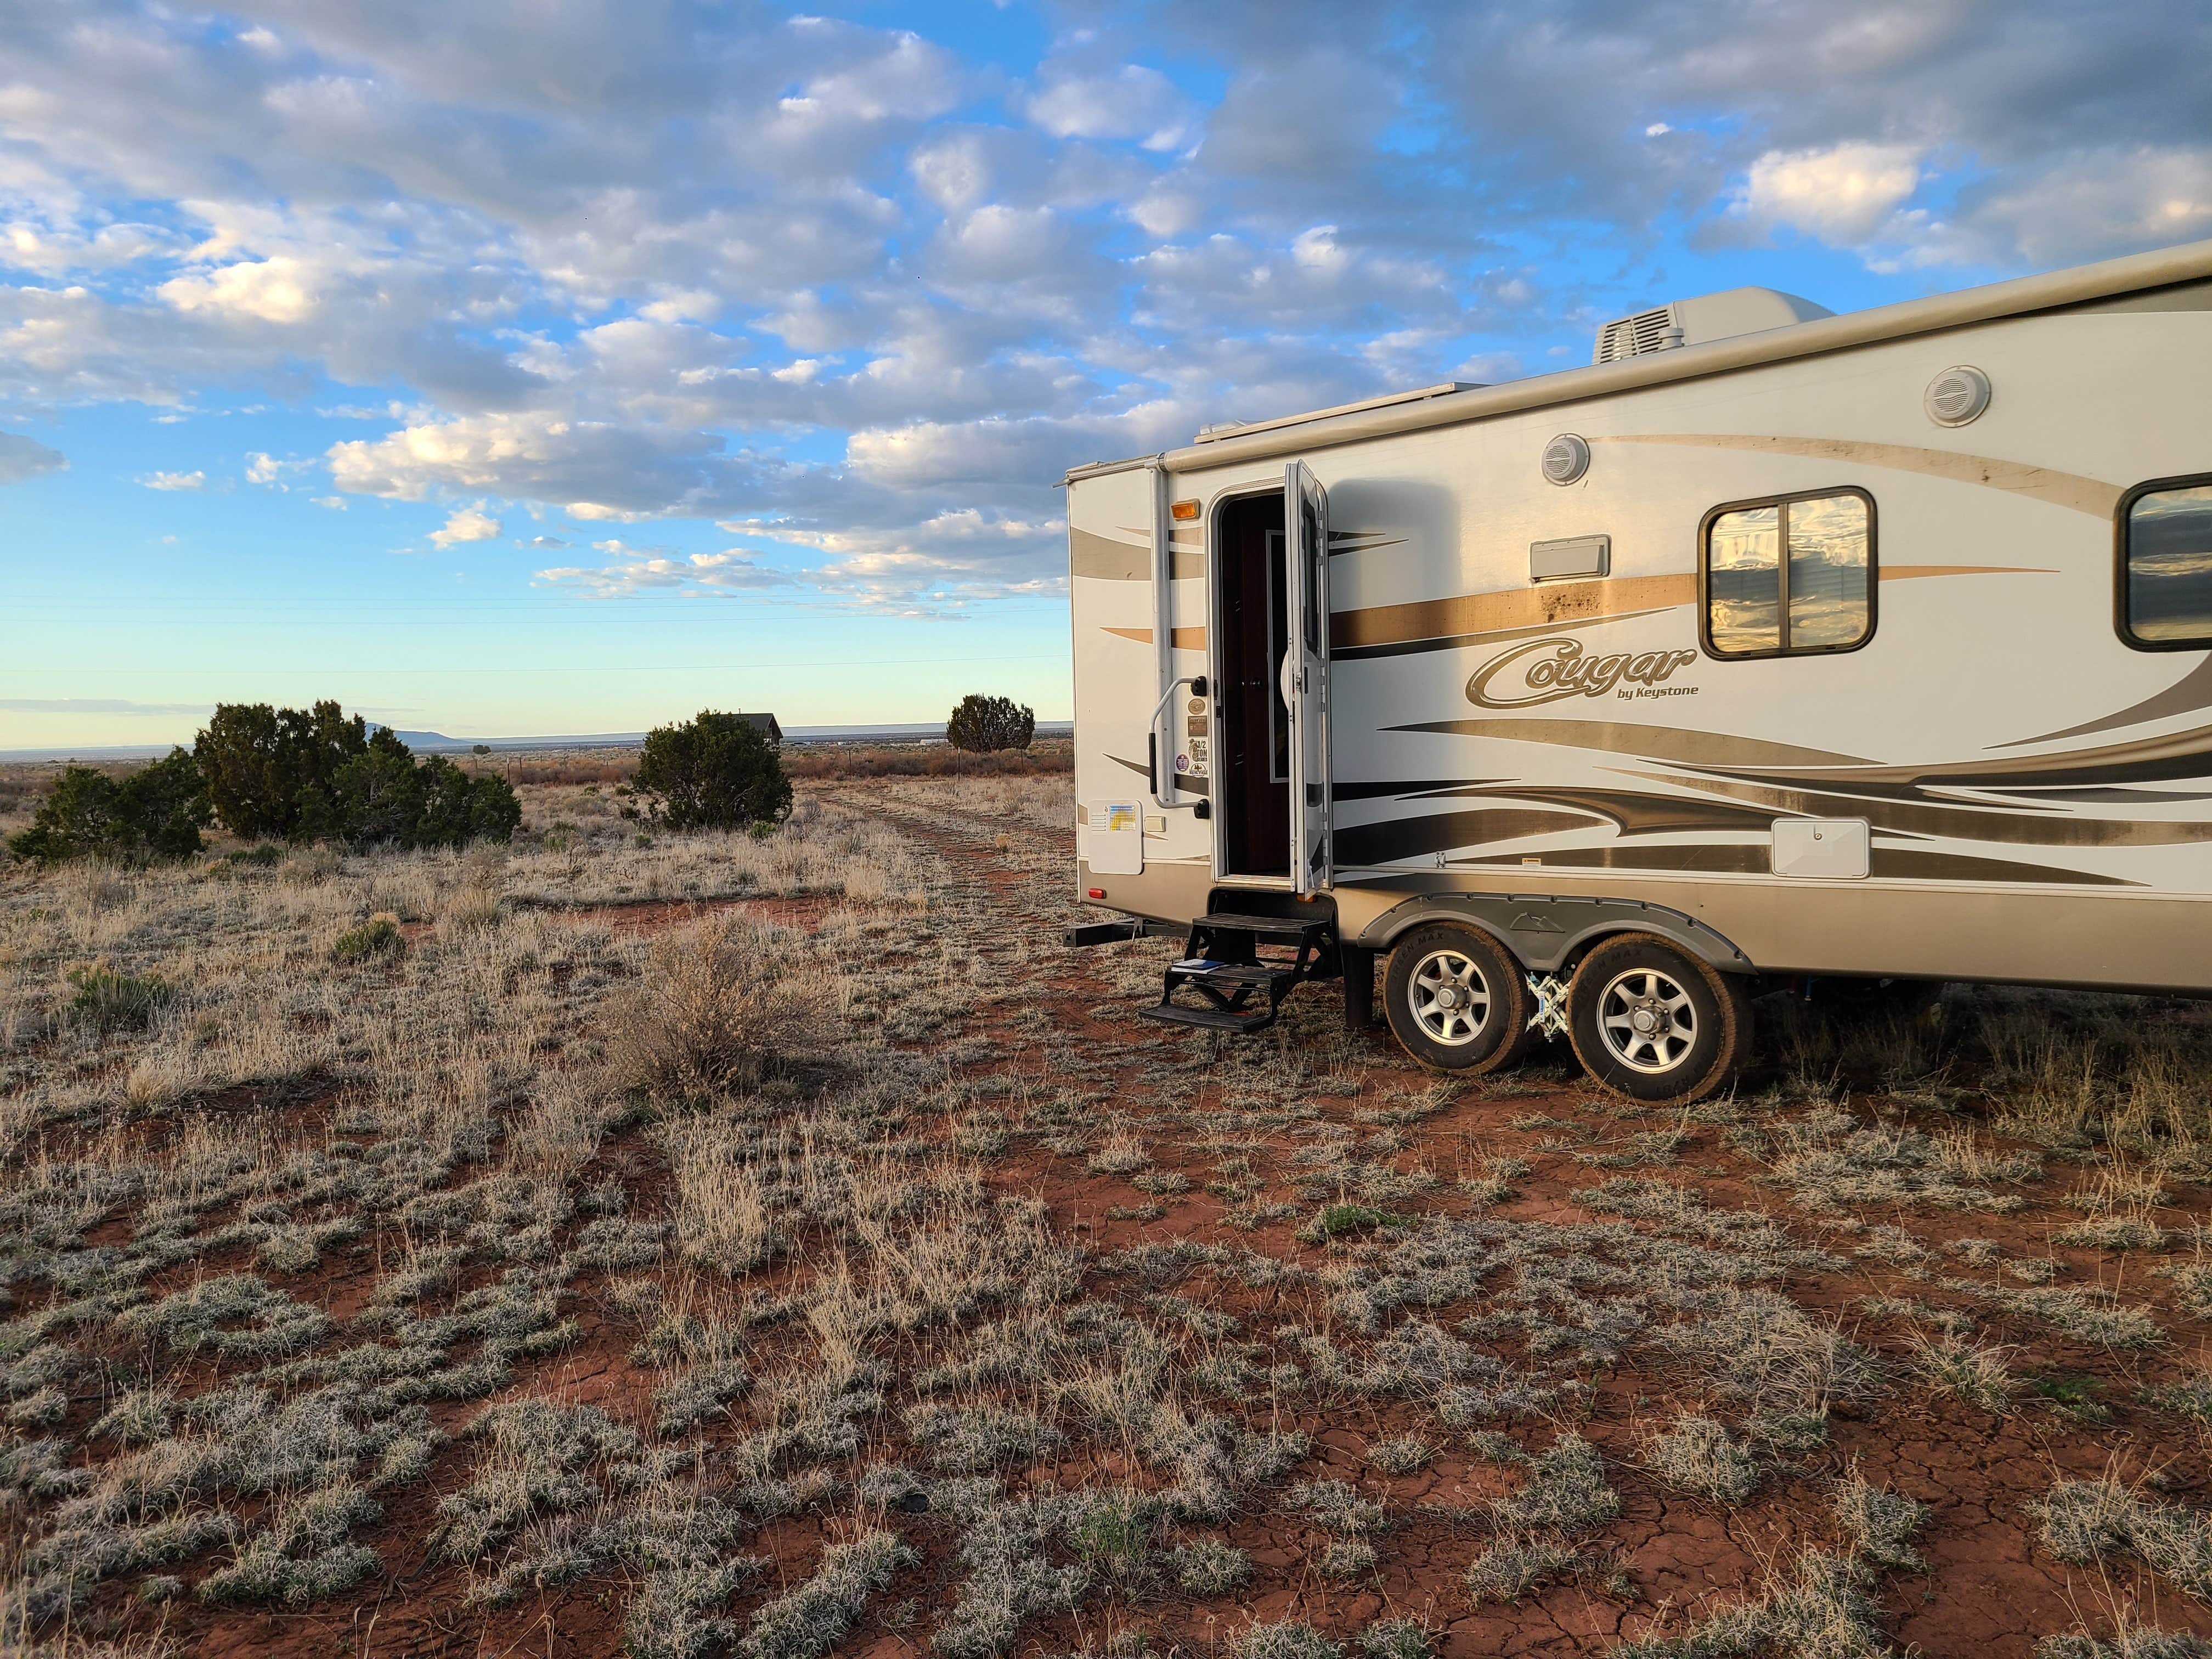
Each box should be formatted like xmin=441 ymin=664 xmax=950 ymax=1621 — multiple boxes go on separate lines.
xmin=1704 ymin=489 xmax=1872 ymax=658
xmin=2123 ymin=478 xmax=2212 ymax=647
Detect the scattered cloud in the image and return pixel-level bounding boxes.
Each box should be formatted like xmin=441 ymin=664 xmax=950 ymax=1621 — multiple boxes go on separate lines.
xmin=1731 ymin=142 xmax=1926 ymax=246
xmin=4 ymin=0 xmax=2211 ymax=616
xmin=535 ymin=548 xmax=795 ymax=598
xmin=1023 ymin=65 xmax=1194 ymax=152
xmin=0 ymin=431 xmax=65 ymax=484
xmin=428 ymin=504 xmax=501 ymax=548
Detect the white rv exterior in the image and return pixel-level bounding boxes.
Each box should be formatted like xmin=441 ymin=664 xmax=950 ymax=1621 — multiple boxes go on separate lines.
xmin=1065 ymin=237 xmax=2212 ymax=1099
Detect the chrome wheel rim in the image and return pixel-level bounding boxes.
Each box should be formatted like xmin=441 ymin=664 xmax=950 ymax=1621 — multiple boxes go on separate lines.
xmin=1595 ymin=967 xmax=1698 ymax=1074
xmin=1408 ymin=948 xmax=1491 ymax=1047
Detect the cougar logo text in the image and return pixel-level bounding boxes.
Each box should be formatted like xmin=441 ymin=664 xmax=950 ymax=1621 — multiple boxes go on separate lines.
xmin=1468 ymin=637 xmax=1699 ymax=709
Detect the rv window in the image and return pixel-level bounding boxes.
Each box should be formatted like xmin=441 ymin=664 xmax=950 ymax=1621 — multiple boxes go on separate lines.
xmin=1702 ymin=488 xmax=1872 ymax=658
xmin=2120 ymin=476 xmax=2212 ymax=649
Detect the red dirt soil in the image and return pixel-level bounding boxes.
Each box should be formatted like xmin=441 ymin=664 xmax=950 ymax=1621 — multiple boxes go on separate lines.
xmin=38 ymin=812 xmax=2212 ymax=1659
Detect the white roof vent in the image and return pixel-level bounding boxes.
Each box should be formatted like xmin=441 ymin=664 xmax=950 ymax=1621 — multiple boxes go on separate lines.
xmin=1593 ymin=286 xmax=1833 ymax=364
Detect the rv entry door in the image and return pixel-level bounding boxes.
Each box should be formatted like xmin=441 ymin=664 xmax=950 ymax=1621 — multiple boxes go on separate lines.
xmin=1283 ymin=461 xmax=1332 ymax=893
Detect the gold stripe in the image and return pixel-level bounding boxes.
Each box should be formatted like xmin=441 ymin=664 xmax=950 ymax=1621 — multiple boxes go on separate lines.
xmin=1331 ymin=573 xmax=1695 ymax=651
xmin=1071 ymin=528 xmax=1149 ymax=580
xmin=1102 ymin=626 xmax=1206 ymax=648
xmin=1071 ymin=527 xmax=1204 ymax=580
xmin=1602 ymin=434 xmax=2124 ymax=517
xmin=1330 ymin=564 xmax=2047 ymax=653
xmin=1415 ymin=719 xmax=1873 ymax=769
xmin=1628 ymin=766 xmax=2212 ymax=847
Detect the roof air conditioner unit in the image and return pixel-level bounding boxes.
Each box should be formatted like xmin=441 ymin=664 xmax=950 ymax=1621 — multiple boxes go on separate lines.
xmin=1593 ymin=287 xmax=1834 ymax=365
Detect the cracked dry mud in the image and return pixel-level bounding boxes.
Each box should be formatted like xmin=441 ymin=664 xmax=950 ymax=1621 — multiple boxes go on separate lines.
xmin=8 ymin=765 xmax=2212 ymax=1659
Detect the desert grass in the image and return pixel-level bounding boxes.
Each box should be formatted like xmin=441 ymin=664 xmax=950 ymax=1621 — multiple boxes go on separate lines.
xmin=6 ymin=765 xmax=2212 ymax=1654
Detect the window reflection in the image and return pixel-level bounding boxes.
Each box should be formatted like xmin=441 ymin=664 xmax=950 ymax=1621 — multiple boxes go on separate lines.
xmin=2126 ymin=483 xmax=2212 ymax=646
xmin=1786 ymin=493 xmax=1870 ymax=650
xmin=1705 ymin=492 xmax=1871 ymax=657
xmin=1707 ymin=504 xmax=1779 ymax=655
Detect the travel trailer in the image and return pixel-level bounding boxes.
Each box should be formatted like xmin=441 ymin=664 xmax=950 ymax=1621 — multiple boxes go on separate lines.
xmin=1062 ymin=236 xmax=2212 ymax=1105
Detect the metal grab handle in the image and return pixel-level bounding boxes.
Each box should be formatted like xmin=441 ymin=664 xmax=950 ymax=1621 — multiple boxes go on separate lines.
xmin=1148 ymin=674 xmax=1207 ymax=809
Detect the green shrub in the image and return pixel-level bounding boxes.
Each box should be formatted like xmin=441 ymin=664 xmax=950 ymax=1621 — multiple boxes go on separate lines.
xmin=8 ymin=748 xmax=211 ymax=865
xmin=67 ymin=963 xmax=174 ymax=1032
xmin=329 ymin=728 xmax=423 ymax=844
xmin=332 ymin=914 xmax=403 ymax=963
xmin=414 ymin=754 xmax=523 ymax=846
xmin=227 ymin=844 xmax=283 ymax=867
xmin=945 ymin=693 xmax=1035 ymax=753
xmin=190 ymin=706 xmax=520 ymax=849
xmin=195 ymin=700 xmax=369 ymax=839
xmin=633 ymin=710 xmax=792 ymax=832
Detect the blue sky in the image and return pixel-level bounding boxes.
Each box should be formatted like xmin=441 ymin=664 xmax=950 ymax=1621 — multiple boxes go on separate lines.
xmin=4 ymin=1 xmax=2209 ymax=748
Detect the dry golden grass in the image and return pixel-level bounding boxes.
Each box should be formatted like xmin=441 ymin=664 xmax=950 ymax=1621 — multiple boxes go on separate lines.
xmin=5 ymin=765 xmax=2212 ymax=1658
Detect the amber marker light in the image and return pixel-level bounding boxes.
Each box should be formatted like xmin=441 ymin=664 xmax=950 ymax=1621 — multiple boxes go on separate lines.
xmin=1169 ymin=499 xmax=1200 ymax=521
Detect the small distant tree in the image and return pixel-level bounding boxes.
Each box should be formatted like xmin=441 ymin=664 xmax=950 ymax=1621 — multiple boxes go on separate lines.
xmin=633 ymin=710 xmax=792 ymax=831
xmin=946 ymin=694 xmax=1035 ymax=753
xmin=8 ymin=748 xmax=211 ymax=866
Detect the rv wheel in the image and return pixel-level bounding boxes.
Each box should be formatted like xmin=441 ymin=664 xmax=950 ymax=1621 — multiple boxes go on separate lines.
xmin=1382 ymin=923 xmax=1535 ymax=1075
xmin=1567 ymin=933 xmax=1752 ymax=1106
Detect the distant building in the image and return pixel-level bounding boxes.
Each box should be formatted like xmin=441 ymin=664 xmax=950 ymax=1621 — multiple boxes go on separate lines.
xmin=739 ymin=712 xmax=782 ymax=744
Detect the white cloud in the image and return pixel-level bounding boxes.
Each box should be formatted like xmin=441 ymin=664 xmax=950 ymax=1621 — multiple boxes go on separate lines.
xmin=0 ymin=431 xmax=66 ymax=484
xmin=1931 ymin=145 xmax=2212 ymax=268
xmin=534 ymin=548 xmax=794 ymax=598
xmin=140 ymin=469 xmax=205 ymax=490
xmin=327 ymin=412 xmax=747 ymax=517
xmin=158 ymin=255 xmax=321 ymax=324
xmin=639 ymin=290 xmax=721 ymax=324
xmin=726 ymin=507 xmax=1069 ymax=610
xmin=312 ymin=494 xmax=346 ymax=509
xmin=1732 ymin=142 xmax=1925 ymax=246
xmin=1024 ymin=65 xmax=1193 ymax=152
xmin=5 ymin=0 xmax=2211 ymax=633
xmin=428 ymin=504 xmax=501 ymax=548
xmin=2 ymin=219 xmax=176 ymax=276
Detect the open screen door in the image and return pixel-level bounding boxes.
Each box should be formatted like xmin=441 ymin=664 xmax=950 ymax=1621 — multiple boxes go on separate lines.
xmin=1283 ymin=461 xmax=1332 ymax=893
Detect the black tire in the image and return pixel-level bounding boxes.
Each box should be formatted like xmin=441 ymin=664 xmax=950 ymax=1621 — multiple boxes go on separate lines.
xmin=1567 ymin=933 xmax=1752 ymax=1105
xmin=1383 ymin=923 xmax=1536 ymax=1075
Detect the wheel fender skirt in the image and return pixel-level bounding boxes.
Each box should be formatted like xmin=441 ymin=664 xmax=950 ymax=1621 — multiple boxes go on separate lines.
xmin=1358 ymin=893 xmax=1754 ymax=975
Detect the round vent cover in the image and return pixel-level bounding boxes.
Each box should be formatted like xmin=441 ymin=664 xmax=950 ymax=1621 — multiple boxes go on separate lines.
xmin=1925 ymin=365 xmax=1991 ymax=427
xmin=1542 ymin=432 xmax=1591 ymax=486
